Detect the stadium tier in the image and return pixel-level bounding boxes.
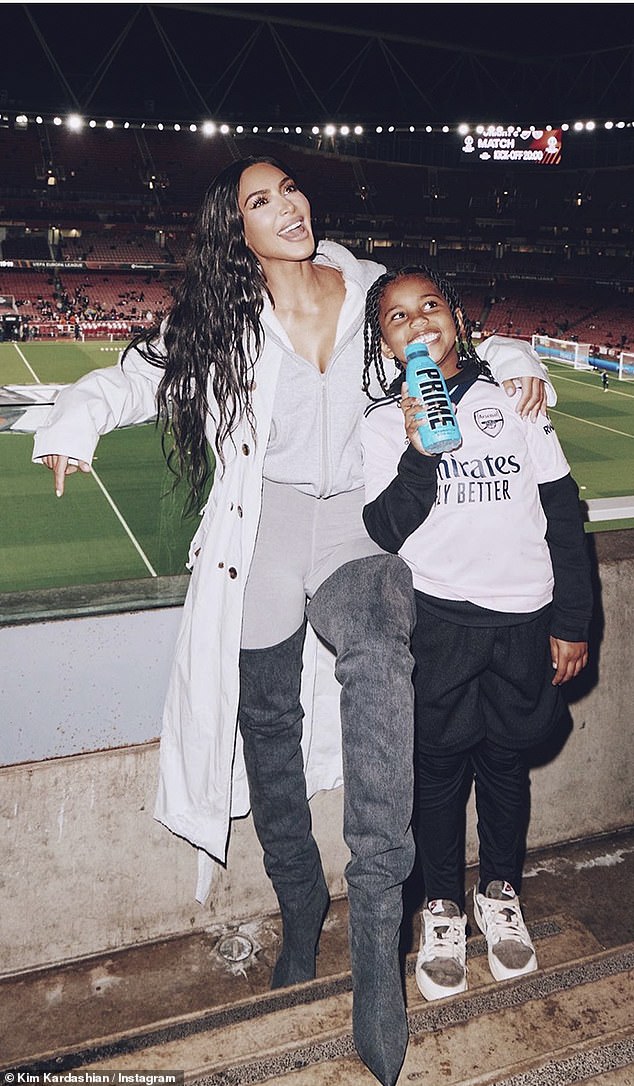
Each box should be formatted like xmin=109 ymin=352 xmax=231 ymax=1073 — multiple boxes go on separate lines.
xmin=2 ymin=125 xmax=633 ymax=230
xmin=59 ymin=228 xmax=169 ymax=264
xmin=1 ymin=124 xmax=632 ymax=345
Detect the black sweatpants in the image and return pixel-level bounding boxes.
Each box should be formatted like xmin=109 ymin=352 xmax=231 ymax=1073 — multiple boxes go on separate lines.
xmin=411 ymin=599 xmax=562 ymax=909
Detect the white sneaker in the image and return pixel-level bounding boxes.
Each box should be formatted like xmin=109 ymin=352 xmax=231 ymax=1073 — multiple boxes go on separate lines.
xmin=473 ymin=881 xmax=538 ymax=982
xmin=415 ymin=899 xmax=467 ymax=1001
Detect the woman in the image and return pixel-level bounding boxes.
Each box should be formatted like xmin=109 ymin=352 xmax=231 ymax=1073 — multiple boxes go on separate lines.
xmin=34 ymin=156 xmax=550 ymax=1086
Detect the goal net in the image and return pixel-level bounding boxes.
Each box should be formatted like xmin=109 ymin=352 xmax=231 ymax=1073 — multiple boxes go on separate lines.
xmin=531 ymin=335 xmax=592 ymax=369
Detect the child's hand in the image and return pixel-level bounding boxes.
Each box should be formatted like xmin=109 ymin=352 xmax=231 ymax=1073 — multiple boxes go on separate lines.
xmin=400 ymin=383 xmax=436 ymax=457
xmin=502 ymin=376 xmax=547 ymax=421
xmin=549 ymin=636 xmax=588 ymax=685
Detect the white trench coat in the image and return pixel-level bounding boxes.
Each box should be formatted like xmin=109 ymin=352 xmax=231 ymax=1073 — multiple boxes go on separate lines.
xmin=32 ymin=242 xmax=553 ymax=902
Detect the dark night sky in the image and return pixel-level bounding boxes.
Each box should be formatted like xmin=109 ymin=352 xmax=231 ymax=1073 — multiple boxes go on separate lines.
xmin=1 ymin=3 xmax=632 ymax=122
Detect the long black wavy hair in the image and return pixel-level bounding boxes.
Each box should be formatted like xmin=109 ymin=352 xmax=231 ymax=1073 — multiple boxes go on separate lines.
xmin=362 ymin=264 xmax=490 ymax=399
xmin=123 ymin=155 xmax=291 ymax=515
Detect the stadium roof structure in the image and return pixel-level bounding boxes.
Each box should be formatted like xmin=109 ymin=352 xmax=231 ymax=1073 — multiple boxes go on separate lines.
xmin=1 ymin=3 xmax=633 ymax=129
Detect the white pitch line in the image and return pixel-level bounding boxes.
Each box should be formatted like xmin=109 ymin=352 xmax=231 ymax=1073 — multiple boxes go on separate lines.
xmin=9 ymin=340 xmax=158 ymax=575
xmin=89 ymin=466 xmax=158 ymax=578
xmin=551 ymin=408 xmax=634 ymax=441
xmin=551 ymin=369 xmax=634 ymax=400
xmin=9 ymin=341 xmax=157 ymax=576
xmin=12 ymin=341 xmax=41 ymax=382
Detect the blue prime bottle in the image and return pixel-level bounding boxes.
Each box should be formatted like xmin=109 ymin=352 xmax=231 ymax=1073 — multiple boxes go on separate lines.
xmin=404 ymin=342 xmax=462 ymax=454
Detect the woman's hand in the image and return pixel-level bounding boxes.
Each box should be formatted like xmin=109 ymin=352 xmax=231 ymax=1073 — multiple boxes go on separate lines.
xmin=502 ymin=376 xmax=547 ymax=421
xmin=400 ymin=383 xmax=436 ymax=457
xmin=41 ymin=454 xmax=91 ymax=497
xmin=550 ymin=636 xmax=588 ymax=686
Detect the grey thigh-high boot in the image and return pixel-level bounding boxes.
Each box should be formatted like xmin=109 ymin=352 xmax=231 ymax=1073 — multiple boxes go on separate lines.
xmin=307 ymin=555 xmax=417 ymax=1086
xmin=238 ymin=623 xmax=330 ymax=989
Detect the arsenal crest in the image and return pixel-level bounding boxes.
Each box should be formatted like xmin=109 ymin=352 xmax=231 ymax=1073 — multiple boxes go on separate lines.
xmin=474 ymin=407 xmax=504 ymax=437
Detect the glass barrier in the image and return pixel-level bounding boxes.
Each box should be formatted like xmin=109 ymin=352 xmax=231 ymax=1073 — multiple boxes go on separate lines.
xmin=1 ymin=338 xmax=200 ymax=622
xmin=1 ymin=336 xmax=633 ymax=626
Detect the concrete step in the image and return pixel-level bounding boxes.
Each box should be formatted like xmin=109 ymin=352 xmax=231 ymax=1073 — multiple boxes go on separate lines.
xmin=185 ymin=942 xmax=634 ymax=1086
xmin=8 ymin=915 xmax=633 ymax=1085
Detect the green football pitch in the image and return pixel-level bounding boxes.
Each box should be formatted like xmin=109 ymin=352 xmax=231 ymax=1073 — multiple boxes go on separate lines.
xmin=1 ymin=339 xmax=633 ymax=595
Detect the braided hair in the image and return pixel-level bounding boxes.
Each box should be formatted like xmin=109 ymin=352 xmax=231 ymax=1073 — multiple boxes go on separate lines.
xmin=362 ymin=265 xmax=490 ymax=400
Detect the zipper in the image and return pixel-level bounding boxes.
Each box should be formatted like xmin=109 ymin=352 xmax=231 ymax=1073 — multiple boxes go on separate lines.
xmin=317 ymin=310 xmax=364 ymax=496
xmin=263 ymin=308 xmax=365 ymax=498
xmin=320 ymin=377 xmax=330 ymax=497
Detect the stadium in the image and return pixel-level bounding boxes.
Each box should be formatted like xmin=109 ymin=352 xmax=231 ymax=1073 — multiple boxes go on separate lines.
xmin=1 ymin=5 xmax=633 ymax=1084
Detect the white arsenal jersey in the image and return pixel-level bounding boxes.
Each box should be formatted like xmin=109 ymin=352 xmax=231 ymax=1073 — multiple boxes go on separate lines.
xmin=362 ymin=376 xmax=571 ymax=614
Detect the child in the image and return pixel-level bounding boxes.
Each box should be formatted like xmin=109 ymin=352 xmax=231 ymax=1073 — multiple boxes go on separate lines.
xmin=360 ymin=267 xmax=592 ymax=1001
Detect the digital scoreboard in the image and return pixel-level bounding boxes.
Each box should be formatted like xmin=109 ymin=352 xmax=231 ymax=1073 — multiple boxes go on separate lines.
xmin=460 ymin=126 xmax=562 ymax=165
